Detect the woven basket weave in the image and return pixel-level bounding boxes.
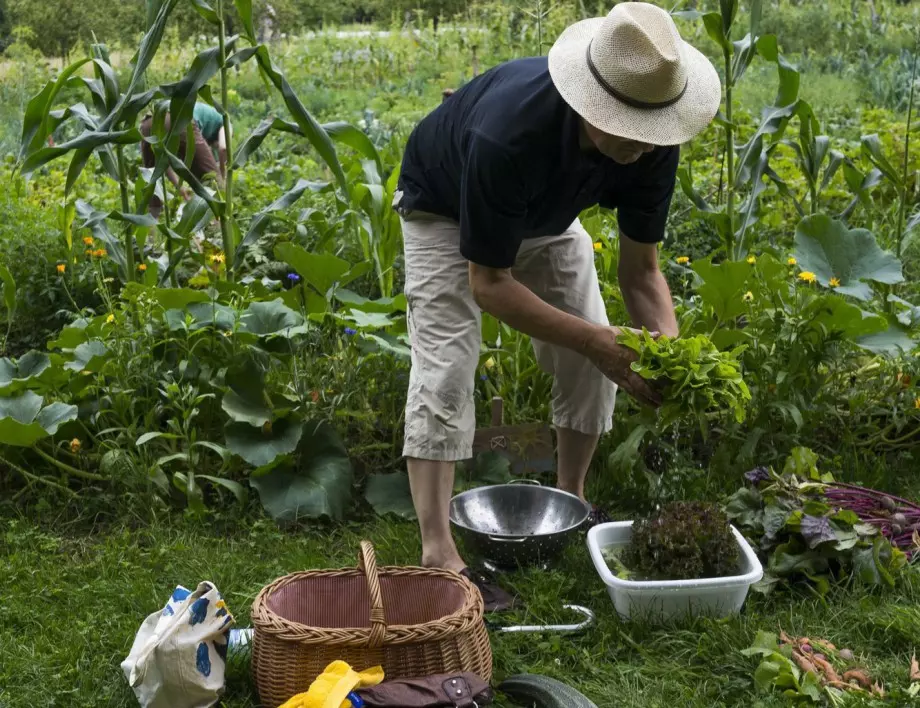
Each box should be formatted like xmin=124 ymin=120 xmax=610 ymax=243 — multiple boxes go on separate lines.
xmin=251 ymin=540 xmax=493 ymax=707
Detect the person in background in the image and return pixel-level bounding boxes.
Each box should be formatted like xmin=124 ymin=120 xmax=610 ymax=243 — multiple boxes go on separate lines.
xmin=138 ymin=102 xmax=230 ymax=219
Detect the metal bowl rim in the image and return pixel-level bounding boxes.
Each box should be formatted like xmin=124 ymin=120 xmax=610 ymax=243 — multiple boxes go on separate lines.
xmin=448 ymin=483 xmax=591 ymax=538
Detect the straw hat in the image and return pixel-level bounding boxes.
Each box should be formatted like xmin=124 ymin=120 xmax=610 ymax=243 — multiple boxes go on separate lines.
xmin=548 ymin=2 xmax=721 ymax=146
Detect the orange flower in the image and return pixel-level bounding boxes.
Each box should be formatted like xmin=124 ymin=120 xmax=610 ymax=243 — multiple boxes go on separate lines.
xmin=92 ymin=248 xmax=107 ymax=258
xmin=56 ymin=264 xmax=66 ymax=274
xmin=83 ymin=236 xmax=94 ymax=246
xmin=137 ymin=263 xmax=147 ymax=272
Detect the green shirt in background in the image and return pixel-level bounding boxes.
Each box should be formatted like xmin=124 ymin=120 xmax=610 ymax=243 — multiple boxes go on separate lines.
xmin=193 ymin=103 xmax=224 ymax=144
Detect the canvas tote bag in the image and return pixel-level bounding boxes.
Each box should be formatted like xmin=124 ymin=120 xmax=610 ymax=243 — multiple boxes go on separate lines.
xmin=121 ymin=581 xmax=234 ymax=708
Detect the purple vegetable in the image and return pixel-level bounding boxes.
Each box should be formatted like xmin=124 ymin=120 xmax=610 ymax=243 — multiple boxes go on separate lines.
xmin=745 ymin=466 xmax=771 ymax=485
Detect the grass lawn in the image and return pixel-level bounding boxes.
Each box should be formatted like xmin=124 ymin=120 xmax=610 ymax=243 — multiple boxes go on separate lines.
xmin=2 ymin=503 xmax=919 ymax=708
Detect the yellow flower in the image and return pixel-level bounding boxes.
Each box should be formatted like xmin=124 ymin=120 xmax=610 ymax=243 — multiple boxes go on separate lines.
xmin=915 ymin=397 xmax=920 ymax=410
xmin=56 ymin=263 xmax=66 ymax=274
xmin=106 ymin=314 xmax=115 ymax=324
xmin=85 ymin=249 xmax=93 ymax=256
xmin=593 ymin=242 xmax=603 ymax=252
xmin=787 ymin=257 xmax=797 ymax=266
xmin=829 ymin=277 xmax=841 ymax=288
xmin=209 ymin=252 xmax=226 ymax=264
xmin=92 ymin=248 xmax=107 ymax=258
xmin=137 ymin=263 xmax=147 ymax=272
xmin=676 ymin=256 xmax=690 ymax=265
xmin=798 ymin=271 xmax=817 ymax=283
xmin=83 ymin=236 xmax=94 ymax=246
xmin=69 ymin=438 xmax=81 ymax=453
xmin=746 ymin=255 xmax=757 ymax=265
xmin=484 ymin=357 xmax=495 ymax=370
xmin=743 ymin=291 xmax=754 ymax=302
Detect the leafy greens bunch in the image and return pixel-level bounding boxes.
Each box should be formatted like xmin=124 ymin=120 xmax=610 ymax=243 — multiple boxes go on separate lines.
xmin=616 ymin=329 xmax=751 ymax=431
xmin=725 ymin=448 xmax=908 ymax=596
xmin=620 ymin=500 xmax=741 ymax=581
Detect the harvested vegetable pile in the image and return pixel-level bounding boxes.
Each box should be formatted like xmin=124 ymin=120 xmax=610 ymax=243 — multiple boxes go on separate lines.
xmin=742 ymin=630 xmax=893 ymax=703
xmin=725 ymin=448 xmax=912 ymax=594
xmin=616 ymin=329 xmax=750 ymax=431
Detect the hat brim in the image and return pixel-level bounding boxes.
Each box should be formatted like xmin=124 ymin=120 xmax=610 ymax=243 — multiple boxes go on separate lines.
xmin=548 ymin=17 xmax=722 ymax=146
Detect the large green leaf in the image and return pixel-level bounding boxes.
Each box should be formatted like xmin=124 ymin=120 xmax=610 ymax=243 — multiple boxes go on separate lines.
xmin=249 ymin=421 xmax=353 ymax=522
xmin=323 ymin=122 xmax=382 ymax=173
xmin=21 ymin=129 xmax=142 ymax=177
xmin=755 ymin=34 xmax=800 ymax=107
xmin=860 ymin=134 xmax=901 ymax=187
xmin=802 ymin=294 xmax=887 ymax=341
xmin=735 ymin=101 xmax=800 ymax=187
xmin=275 ymin=243 xmax=350 ymax=296
xmin=855 ymin=320 xmax=916 ymax=356
xmin=63 ymin=340 xmax=109 ymax=373
xmin=335 ymin=290 xmax=407 ymax=314
xmin=226 ymin=417 xmax=303 ymax=468
xmin=252 ymin=46 xmax=347 ymax=194
xmin=234 ymin=0 xmax=256 ymax=43
xmin=0 ymin=352 xmax=51 ymax=393
xmin=365 ymin=472 xmax=417 ymax=520
xmin=239 ymin=299 xmax=304 ymax=336
xmin=795 ymin=215 xmax=904 ymax=300
xmin=159 ymin=43 xmax=235 ymax=146
xmin=103 ymin=0 xmax=180 ymax=130
xmin=0 ymin=391 xmax=78 ymax=447
xmin=221 ymin=358 xmax=270 ymax=427
xmin=190 ymin=0 xmax=220 ymax=23
xmin=20 ymin=58 xmax=92 ymax=160
xmin=693 ymin=259 xmax=751 ymax=320
xmin=165 ymin=150 xmax=225 ymax=215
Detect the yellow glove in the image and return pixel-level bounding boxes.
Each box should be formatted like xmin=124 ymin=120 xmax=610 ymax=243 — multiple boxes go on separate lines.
xmin=279 ymin=660 xmax=385 ymax=708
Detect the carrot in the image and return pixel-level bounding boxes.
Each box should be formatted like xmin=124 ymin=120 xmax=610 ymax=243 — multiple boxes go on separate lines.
xmin=842 ymin=669 xmax=872 ymax=688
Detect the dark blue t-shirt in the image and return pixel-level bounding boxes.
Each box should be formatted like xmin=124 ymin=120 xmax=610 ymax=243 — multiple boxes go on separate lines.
xmin=397 ymin=56 xmax=680 ymax=269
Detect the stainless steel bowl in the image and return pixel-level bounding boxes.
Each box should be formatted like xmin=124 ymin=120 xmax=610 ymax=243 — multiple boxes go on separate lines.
xmin=449 ymin=482 xmax=591 ymax=568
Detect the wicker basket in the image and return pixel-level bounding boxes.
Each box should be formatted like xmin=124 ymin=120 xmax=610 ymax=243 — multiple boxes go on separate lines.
xmin=251 ymin=540 xmax=493 ymax=707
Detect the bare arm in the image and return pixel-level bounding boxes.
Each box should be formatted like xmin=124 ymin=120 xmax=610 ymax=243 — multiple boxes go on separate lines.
xmin=470 ymin=264 xmax=662 ymax=406
xmin=618 ymin=234 xmax=678 ymax=337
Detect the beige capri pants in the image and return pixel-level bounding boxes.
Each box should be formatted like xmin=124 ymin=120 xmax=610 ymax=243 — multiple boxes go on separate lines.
xmin=399 ymin=205 xmax=618 ymax=462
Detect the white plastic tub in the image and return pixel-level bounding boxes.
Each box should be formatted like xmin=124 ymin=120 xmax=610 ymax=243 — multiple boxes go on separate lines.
xmin=587 ymin=521 xmax=763 ymax=622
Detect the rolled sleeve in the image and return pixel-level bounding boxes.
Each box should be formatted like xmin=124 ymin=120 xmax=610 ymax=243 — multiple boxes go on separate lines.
xmin=607 ymin=146 xmax=679 ymax=244
xmin=458 ymin=133 xmax=527 ymax=269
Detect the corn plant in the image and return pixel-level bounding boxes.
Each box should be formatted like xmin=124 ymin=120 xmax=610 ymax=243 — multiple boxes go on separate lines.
xmin=17 ymin=0 xmax=374 ymax=286
xmin=675 ymin=0 xmax=803 ymax=259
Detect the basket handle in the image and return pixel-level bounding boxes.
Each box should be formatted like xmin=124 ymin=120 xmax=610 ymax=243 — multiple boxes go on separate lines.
xmin=358 ymin=540 xmax=387 ymax=649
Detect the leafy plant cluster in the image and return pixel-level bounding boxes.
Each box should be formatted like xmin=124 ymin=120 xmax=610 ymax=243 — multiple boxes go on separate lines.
xmin=616 ymin=500 xmax=741 ymax=582
xmin=616 ymin=328 xmax=751 ymax=432
xmin=725 ymin=448 xmax=910 ymax=596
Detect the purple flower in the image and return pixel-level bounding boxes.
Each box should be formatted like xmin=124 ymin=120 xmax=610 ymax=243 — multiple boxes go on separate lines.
xmin=744 ymin=466 xmax=770 ymax=486
xmin=480 ymin=374 xmax=488 ymax=381
xmin=344 ymin=327 xmax=357 ymax=336
xmin=286 ymin=273 xmax=301 ymax=283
